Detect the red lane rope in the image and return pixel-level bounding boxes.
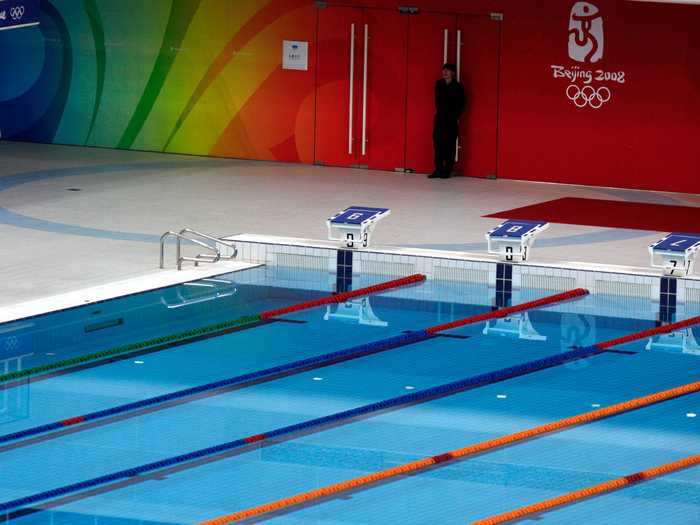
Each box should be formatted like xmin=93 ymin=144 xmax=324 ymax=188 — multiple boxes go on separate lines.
xmin=259 ymin=274 xmax=427 ymax=319
xmin=0 ymin=285 xmax=588 ymax=453
xmin=425 ymin=288 xmax=589 ymax=334
xmin=597 ymin=314 xmax=700 ymax=349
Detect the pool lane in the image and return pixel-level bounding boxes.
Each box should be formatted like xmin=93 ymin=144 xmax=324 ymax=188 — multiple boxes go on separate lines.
xmin=283 ymin=392 xmax=699 ymax=525
xmin=473 ymin=452 xmax=700 ymax=524
xmin=0 ymin=327 xmax=569 ymax=505
xmin=0 ymin=306 xmax=694 ymax=523
xmin=0 ymin=289 xmax=582 ymax=448
xmin=528 ymin=457 xmax=700 ymax=525
xmin=202 ymin=380 xmax=700 ymax=524
xmin=0 ymin=274 xmax=426 ymax=387
xmin=0 ymin=296 xmax=464 ymax=437
xmin=6 ymin=332 xmax=696 ymax=525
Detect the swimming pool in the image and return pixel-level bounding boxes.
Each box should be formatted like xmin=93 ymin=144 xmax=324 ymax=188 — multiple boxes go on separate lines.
xmin=0 ymin=264 xmax=698 ymax=524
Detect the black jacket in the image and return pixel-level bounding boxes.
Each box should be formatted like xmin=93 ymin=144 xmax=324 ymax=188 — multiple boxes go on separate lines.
xmin=434 ymin=79 xmax=466 ymax=122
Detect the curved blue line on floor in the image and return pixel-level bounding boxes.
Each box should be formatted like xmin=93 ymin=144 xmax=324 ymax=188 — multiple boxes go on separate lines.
xmin=0 ymin=207 xmax=161 ymax=242
xmin=0 ymin=158 xmax=226 ymax=192
xmin=0 ymin=159 xmax=227 ymax=242
xmin=0 ymin=160 xmax=668 ymax=247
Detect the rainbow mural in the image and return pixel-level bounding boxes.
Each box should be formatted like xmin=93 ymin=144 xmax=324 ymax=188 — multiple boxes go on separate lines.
xmin=0 ymin=0 xmax=316 ymax=162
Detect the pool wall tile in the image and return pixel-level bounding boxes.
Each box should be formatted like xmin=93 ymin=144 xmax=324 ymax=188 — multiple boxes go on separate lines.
xmin=227 ymin=235 xmax=700 ymax=321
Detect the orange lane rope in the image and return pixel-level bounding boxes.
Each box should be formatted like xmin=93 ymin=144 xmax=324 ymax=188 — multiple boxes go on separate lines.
xmin=198 ymin=381 xmax=700 ymax=524
xmin=472 ymin=453 xmax=700 ymax=524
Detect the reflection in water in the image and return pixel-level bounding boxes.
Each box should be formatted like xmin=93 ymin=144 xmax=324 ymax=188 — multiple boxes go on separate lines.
xmin=561 ymin=313 xmax=596 ymax=371
xmin=160 ymin=278 xmax=237 ymax=309
xmin=324 ymin=297 xmax=388 ymax=327
xmin=482 ymin=312 xmax=546 ymax=341
xmin=0 ymin=355 xmax=30 ymax=425
xmin=646 ymin=328 xmax=700 ymax=356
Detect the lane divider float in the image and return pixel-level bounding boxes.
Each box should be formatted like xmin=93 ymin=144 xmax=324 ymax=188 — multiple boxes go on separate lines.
xmin=0 ymin=290 xmax=584 ymax=448
xmin=0 ymin=289 xmax=591 ymax=513
xmin=197 ymin=316 xmax=700 ymax=524
xmin=0 ymin=274 xmax=426 ymax=386
xmin=201 ymin=381 xmax=700 ymax=524
xmin=473 ymin=453 xmax=700 ymax=524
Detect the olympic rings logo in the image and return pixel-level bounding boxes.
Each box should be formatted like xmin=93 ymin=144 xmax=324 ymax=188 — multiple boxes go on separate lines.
xmin=566 ymin=84 xmax=611 ymax=109
xmin=10 ymin=6 xmax=25 ymax=21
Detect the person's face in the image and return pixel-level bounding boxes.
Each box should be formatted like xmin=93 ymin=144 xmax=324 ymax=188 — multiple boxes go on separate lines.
xmin=442 ymin=68 xmax=454 ymax=82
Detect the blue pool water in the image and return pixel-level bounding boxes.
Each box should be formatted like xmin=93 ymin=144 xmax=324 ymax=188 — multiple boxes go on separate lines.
xmin=0 ymin=265 xmax=697 ymax=524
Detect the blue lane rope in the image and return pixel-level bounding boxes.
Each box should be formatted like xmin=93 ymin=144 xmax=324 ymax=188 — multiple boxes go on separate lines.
xmin=0 ymin=344 xmax=602 ymax=513
xmin=0 ymin=290 xmax=589 ymax=446
xmin=0 ymin=330 xmax=432 ymax=445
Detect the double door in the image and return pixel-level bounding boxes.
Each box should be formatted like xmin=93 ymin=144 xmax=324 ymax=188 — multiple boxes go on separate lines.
xmin=315 ymin=7 xmax=501 ymax=178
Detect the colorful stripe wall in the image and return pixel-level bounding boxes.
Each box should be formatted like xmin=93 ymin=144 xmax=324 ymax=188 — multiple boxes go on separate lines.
xmin=0 ymin=0 xmax=316 ymax=163
xmin=1 ymin=0 xmax=699 ymax=193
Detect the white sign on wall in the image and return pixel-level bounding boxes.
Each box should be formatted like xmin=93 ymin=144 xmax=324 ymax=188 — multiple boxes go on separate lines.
xmin=283 ymin=40 xmax=308 ymax=71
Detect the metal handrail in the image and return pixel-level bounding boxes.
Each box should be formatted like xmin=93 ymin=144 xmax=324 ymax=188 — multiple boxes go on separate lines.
xmin=160 ymin=229 xmax=238 ymax=270
xmin=160 ymin=231 xmax=217 ymax=270
xmin=179 ymin=229 xmax=238 ymax=256
xmin=179 ymin=229 xmax=238 ymax=265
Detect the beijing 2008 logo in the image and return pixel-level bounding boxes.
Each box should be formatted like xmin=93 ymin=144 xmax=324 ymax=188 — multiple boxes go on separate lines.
xmin=568 ymin=2 xmax=603 ymax=64
xmin=549 ymin=2 xmax=627 ymax=109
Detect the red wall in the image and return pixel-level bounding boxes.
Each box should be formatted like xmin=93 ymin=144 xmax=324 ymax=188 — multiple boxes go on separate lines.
xmin=324 ymin=0 xmax=700 ymax=193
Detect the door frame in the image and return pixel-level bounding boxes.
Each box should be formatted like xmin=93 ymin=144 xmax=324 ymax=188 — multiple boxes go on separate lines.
xmin=313 ymin=4 xmax=503 ymax=177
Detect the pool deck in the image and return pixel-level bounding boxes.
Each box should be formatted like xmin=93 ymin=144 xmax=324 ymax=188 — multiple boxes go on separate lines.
xmin=1 ymin=141 xmax=699 ymax=308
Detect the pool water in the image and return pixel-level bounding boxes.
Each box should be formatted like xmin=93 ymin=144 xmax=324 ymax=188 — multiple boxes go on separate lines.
xmin=0 ymin=265 xmax=697 ymax=524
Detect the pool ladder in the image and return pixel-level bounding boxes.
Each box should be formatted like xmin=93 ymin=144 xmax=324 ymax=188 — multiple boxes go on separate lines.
xmin=160 ymin=229 xmax=238 ymax=271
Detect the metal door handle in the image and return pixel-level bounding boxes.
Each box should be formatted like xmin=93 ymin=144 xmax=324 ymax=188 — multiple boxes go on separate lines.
xmin=361 ymin=23 xmax=368 ymax=156
xmin=348 ymin=23 xmax=356 ymax=155
xmin=455 ymin=29 xmax=462 ymax=163
xmin=443 ymin=28 xmax=448 ymax=63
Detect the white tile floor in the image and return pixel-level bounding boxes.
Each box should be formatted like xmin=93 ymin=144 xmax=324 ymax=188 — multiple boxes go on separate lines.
xmin=1 ymin=141 xmax=698 ymax=307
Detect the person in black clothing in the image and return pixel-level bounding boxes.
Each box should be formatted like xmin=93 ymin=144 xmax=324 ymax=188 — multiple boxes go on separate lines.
xmin=429 ymin=63 xmax=466 ymax=179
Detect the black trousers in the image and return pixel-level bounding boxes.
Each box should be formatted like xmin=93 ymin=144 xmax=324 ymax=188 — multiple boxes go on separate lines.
xmin=433 ymin=116 xmax=458 ymax=175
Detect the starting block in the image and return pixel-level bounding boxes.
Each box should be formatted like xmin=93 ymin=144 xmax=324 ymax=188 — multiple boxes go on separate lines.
xmin=327 ymin=206 xmax=390 ymax=249
xmin=649 ymin=232 xmax=700 ymax=276
xmin=486 ymin=220 xmax=549 ymax=262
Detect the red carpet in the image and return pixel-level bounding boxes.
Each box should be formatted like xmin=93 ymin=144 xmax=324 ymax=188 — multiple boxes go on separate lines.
xmin=485 ymin=198 xmax=700 ymax=232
